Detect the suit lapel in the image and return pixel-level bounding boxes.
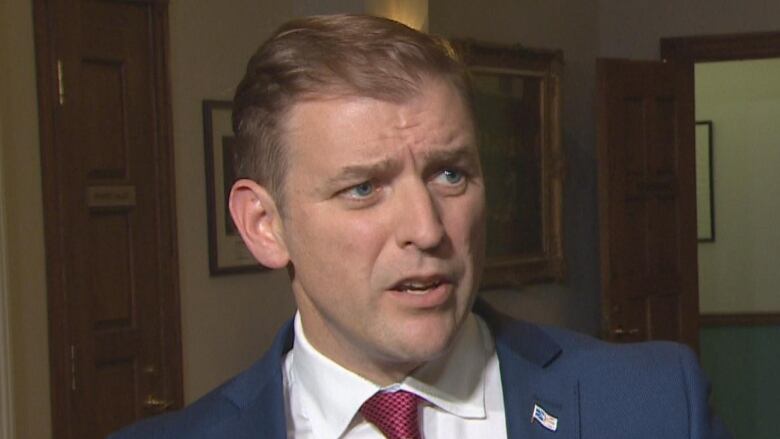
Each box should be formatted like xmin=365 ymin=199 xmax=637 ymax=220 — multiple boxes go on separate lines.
xmin=497 ymin=342 xmax=580 ymax=439
xmin=475 ymin=300 xmax=581 ymax=439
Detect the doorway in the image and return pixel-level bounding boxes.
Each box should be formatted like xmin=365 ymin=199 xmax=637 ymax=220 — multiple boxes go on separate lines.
xmin=662 ymin=32 xmax=780 ymax=439
xmin=695 ymin=57 xmax=780 ymax=439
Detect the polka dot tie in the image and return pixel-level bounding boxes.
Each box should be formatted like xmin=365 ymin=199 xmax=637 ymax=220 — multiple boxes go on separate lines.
xmin=360 ymin=390 xmax=423 ymax=439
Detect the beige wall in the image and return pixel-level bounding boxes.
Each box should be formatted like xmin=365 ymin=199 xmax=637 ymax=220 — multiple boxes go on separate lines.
xmin=1 ymin=0 xmax=52 ymax=438
xmin=598 ymin=0 xmax=780 ymax=58
xmin=696 ymin=59 xmax=780 ymax=313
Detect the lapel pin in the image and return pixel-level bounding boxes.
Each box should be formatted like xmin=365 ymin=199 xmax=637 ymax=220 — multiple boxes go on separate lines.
xmin=531 ymin=403 xmax=559 ymax=432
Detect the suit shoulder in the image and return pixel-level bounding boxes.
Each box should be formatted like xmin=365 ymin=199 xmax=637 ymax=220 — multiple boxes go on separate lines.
xmin=537 ymin=324 xmax=697 ymax=376
xmin=532 ymin=325 xmax=713 ymax=412
xmin=541 ymin=324 xmax=691 ymax=357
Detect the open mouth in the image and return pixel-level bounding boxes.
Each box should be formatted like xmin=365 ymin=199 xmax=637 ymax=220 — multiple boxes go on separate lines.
xmin=393 ymin=279 xmax=444 ymax=295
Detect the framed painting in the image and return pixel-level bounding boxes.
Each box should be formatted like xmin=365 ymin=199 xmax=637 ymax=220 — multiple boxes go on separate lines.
xmin=452 ymin=40 xmax=566 ymax=287
xmin=202 ymin=99 xmax=266 ymax=275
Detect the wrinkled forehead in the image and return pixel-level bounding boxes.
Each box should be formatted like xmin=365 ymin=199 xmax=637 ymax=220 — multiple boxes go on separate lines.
xmin=284 ymin=69 xmax=471 ymax=124
xmin=281 ymin=79 xmax=476 ymax=157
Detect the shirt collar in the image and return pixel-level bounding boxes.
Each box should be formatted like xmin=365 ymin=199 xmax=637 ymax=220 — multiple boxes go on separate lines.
xmin=290 ymin=313 xmax=379 ymax=439
xmin=403 ymin=313 xmax=489 ymax=419
xmin=290 ymin=312 xmax=491 ymax=438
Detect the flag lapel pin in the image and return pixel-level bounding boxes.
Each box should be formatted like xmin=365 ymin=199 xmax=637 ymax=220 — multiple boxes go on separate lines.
xmin=531 ymin=403 xmax=559 ymax=432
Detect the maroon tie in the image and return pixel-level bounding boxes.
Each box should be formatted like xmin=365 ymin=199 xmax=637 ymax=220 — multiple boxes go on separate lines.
xmin=360 ymin=390 xmax=423 ymax=439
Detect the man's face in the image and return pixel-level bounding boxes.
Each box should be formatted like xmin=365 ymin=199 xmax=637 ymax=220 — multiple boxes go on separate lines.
xmin=279 ymin=78 xmax=486 ymax=385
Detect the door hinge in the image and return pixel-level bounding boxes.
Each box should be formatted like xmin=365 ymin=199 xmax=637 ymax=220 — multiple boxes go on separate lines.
xmin=69 ymin=344 xmax=77 ymax=391
xmin=57 ymin=59 xmax=65 ymax=106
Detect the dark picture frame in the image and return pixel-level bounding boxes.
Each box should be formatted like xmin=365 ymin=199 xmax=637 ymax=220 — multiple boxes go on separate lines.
xmin=695 ymin=120 xmax=715 ymax=242
xmin=202 ymin=99 xmax=266 ymax=275
xmin=452 ymin=40 xmax=566 ymax=287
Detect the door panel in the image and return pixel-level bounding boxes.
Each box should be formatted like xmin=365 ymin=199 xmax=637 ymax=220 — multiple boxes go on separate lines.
xmin=34 ymin=1 xmax=182 ymax=438
xmin=597 ymin=58 xmax=699 ymax=350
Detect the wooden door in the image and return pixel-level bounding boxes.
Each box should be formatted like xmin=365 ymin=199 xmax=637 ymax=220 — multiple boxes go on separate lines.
xmin=33 ymin=1 xmax=182 ymax=438
xmin=597 ymin=59 xmax=700 ymax=351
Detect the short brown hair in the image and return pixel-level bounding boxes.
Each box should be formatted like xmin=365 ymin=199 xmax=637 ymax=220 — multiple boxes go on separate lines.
xmin=232 ymin=14 xmax=470 ymax=206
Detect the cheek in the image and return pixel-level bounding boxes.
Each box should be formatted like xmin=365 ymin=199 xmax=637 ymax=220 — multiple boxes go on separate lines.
xmin=336 ymin=216 xmax=391 ymax=269
xmin=446 ymin=194 xmax=486 ymax=250
xmin=289 ymin=209 xmax=390 ymax=276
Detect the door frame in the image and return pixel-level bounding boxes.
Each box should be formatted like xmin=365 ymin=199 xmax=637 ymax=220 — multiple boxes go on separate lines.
xmin=0 ymin=133 xmax=14 ymax=439
xmin=661 ymin=32 xmax=780 ymax=63
xmin=32 ymin=1 xmax=182 ymax=436
xmin=660 ymin=31 xmax=780 ymax=327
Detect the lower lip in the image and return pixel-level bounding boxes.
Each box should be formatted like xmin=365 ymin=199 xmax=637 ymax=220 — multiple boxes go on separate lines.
xmin=388 ymin=282 xmax=452 ymax=308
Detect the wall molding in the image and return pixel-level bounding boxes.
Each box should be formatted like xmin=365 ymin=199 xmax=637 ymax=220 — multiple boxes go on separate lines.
xmin=700 ymin=313 xmax=780 ymax=327
xmin=661 ymin=31 xmax=780 ymax=62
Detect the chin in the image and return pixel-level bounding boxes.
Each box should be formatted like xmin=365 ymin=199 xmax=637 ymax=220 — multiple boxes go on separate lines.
xmin=397 ymin=319 xmax=460 ymax=363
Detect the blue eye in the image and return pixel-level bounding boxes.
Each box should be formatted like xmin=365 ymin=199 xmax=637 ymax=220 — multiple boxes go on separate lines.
xmin=347 ymin=181 xmax=375 ymax=198
xmin=439 ymin=169 xmax=464 ymax=185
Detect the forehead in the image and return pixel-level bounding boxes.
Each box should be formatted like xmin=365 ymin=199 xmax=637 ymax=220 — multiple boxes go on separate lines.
xmin=281 ymin=80 xmax=476 ymax=170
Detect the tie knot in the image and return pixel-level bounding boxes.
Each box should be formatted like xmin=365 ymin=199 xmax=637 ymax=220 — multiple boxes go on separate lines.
xmin=360 ymin=390 xmax=422 ymax=439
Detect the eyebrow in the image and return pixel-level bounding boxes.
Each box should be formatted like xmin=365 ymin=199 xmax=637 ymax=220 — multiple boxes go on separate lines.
xmin=325 ymin=157 xmax=400 ymax=187
xmin=419 ymin=144 xmax=479 ymax=167
xmin=324 ymin=144 xmax=480 ymax=188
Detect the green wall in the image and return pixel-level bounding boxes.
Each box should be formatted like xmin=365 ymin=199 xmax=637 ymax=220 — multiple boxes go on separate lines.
xmin=700 ymin=326 xmax=780 ymax=439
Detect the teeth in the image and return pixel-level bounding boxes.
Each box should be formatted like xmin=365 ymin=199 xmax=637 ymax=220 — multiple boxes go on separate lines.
xmin=405 ymin=288 xmax=429 ymax=295
xmin=398 ymin=281 xmax=441 ymax=293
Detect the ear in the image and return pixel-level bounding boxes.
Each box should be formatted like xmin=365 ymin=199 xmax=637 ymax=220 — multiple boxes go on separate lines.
xmin=228 ymin=179 xmax=290 ymax=269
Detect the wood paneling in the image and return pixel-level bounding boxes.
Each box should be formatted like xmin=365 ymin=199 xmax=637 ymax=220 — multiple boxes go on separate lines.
xmin=597 ymin=59 xmax=699 ymax=350
xmin=33 ymin=1 xmax=182 ymax=437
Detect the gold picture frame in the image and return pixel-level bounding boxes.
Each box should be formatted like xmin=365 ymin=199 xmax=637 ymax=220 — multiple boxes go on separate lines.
xmin=452 ymin=40 xmax=566 ymax=287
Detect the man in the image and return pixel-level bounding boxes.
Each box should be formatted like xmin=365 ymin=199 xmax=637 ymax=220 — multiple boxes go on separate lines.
xmin=112 ymin=14 xmax=730 ymax=439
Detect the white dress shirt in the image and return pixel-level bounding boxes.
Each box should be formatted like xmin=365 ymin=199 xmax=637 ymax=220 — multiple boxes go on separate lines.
xmin=282 ymin=311 xmax=507 ymax=438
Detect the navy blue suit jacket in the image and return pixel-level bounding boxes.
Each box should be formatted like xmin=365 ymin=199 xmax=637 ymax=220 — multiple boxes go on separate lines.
xmin=111 ymin=300 xmax=731 ymax=438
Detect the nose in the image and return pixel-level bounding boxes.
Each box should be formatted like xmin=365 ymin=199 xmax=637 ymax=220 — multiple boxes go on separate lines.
xmin=394 ymin=180 xmax=445 ymax=251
